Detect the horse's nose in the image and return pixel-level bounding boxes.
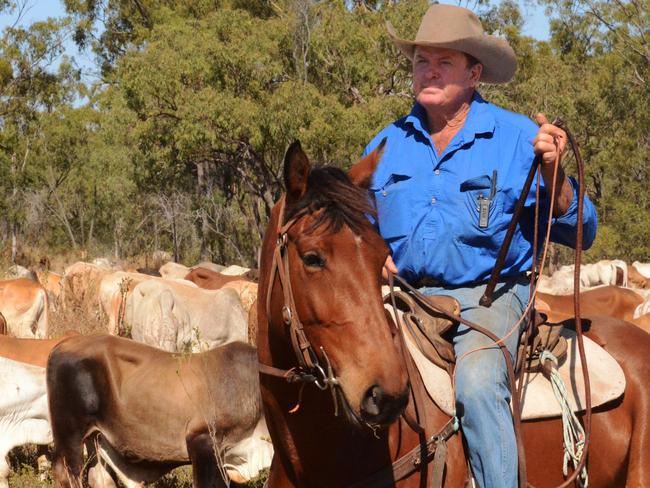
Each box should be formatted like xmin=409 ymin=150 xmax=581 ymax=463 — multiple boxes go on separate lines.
xmin=360 ymin=384 xmax=408 ymax=426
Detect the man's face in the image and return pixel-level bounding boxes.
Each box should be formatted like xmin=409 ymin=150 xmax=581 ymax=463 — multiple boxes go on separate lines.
xmin=412 ymin=46 xmax=481 ymax=110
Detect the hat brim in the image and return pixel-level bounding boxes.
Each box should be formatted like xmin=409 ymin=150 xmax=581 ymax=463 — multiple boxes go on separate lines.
xmin=386 ymin=22 xmax=516 ymax=84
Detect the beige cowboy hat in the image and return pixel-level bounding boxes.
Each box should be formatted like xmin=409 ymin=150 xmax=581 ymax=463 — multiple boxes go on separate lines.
xmin=386 ymin=4 xmax=516 ymax=84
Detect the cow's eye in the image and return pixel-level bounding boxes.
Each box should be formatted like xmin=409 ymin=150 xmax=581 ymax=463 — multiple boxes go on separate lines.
xmin=302 ymin=252 xmax=326 ymax=269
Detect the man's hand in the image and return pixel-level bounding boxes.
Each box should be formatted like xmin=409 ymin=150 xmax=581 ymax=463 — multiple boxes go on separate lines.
xmin=533 ymin=113 xmax=567 ymax=166
xmin=532 ymin=113 xmax=573 ymax=216
xmin=382 ymin=255 xmax=398 ymax=281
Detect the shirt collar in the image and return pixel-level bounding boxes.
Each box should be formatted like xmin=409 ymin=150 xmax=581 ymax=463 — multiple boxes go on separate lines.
xmin=405 ymin=91 xmax=496 ymax=143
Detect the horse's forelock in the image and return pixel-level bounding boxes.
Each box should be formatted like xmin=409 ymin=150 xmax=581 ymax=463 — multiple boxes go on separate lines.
xmin=284 ymin=166 xmax=377 ymax=235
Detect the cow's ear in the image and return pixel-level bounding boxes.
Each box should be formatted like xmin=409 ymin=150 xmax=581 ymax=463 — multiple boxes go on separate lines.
xmin=283 ymin=141 xmax=311 ymax=205
xmin=347 ymin=138 xmax=386 ymax=189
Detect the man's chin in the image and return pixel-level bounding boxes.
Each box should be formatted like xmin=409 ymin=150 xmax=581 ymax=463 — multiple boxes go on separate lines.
xmin=416 ymin=94 xmax=444 ymax=109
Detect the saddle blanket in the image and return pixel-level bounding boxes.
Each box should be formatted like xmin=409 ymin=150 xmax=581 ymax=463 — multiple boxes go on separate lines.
xmin=388 ymin=306 xmax=626 ymax=420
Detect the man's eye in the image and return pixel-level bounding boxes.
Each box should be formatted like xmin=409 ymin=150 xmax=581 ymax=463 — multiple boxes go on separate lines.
xmin=302 ymin=252 xmax=326 ymax=269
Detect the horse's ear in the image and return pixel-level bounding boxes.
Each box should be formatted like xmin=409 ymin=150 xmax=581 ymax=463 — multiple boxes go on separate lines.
xmin=283 ymin=141 xmax=311 ymax=205
xmin=348 ymin=138 xmax=386 ymax=189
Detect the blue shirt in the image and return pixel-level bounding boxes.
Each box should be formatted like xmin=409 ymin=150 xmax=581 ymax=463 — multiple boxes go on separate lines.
xmin=363 ymin=92 xmax=598 ymax=286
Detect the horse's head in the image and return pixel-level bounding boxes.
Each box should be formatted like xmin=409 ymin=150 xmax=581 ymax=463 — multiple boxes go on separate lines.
xmin=259 ymin=139 xmax=409 ymax=428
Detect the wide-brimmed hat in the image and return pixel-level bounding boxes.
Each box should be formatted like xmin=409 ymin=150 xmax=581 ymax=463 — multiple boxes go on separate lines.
xmin=387 ymin=4 xmax=516 ymax=84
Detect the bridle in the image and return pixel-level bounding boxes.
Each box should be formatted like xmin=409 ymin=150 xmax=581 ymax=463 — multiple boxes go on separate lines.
xmin=257 ymin=195 xmax=459 ymax=487
xmin=257 ymin=196 xmax=343 ymax=410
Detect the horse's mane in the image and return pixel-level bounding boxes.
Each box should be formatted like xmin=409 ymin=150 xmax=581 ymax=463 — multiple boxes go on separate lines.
xmin=284 ymin=166 xmax=376 ymax=235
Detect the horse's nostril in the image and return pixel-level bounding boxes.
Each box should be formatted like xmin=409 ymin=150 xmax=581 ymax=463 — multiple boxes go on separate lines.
xmin=361 ymin=385 xmax=384 ymax=417
xmin=360 ymin=384 xmax=408 ymax=426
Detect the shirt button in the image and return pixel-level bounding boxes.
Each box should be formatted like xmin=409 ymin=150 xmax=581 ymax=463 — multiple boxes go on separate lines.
xmin=430 ymin=197 xmax=437 ymax=204
xmin=434 ymin=169 xmax=441 ymax=175
xmin=381 ymin=190 xmax=387 ymax=196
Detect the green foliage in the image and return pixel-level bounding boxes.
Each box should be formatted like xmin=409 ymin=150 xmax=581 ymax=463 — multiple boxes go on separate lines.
xmin=0 ymin=0 xmax=649 ymax=266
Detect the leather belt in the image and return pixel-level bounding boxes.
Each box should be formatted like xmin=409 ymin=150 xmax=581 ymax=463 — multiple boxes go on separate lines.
xmin=412 ymin=272 xmax=530 ymax=290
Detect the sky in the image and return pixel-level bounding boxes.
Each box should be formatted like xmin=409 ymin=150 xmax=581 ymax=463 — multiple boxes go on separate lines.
xmin=0 ymin=0 xmax=551 ymax=83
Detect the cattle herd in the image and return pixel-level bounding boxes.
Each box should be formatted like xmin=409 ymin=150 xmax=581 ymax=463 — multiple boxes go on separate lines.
xmin=0 ymin=257 xmax=649 ymax=486
xmin=0 ymin=258 xmax=269 ymax=487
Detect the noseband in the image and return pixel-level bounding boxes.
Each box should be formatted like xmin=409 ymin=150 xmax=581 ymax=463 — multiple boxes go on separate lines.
xmin=258 ymin=197 xmax=342 ymax=410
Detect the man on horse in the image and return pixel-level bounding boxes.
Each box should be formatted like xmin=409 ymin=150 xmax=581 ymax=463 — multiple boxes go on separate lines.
xmin=364 ymin=4 xmax=598 ymax=487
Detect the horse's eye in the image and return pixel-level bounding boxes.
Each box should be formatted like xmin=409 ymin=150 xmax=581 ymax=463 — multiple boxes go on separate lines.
xmin=302 ymin=252 xmax=326 ymax=269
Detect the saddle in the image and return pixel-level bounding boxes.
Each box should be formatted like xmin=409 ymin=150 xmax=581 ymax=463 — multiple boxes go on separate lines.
xmin=385 ymin=290 xmax=626 ymax=420
xmin=386 ymin=290 xmax=568 ymax=375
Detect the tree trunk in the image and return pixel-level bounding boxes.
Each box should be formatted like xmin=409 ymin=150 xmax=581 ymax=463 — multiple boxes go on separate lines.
xmin=11 ymin=223 xmax=17 ymax=264
xmin=171 ymin=201 xmax=179 ymax=263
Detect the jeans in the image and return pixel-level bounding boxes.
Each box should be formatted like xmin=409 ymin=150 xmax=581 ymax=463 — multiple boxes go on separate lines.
xmin=419 ymin=277 xmax=530 ymax=488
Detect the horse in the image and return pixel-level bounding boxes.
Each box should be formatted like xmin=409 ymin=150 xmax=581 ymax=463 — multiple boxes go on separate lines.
xmin=256 ymin=141 xmax=650 ymax=487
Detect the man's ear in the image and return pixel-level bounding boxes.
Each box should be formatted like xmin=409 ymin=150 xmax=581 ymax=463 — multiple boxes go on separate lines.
xmin=283 ymin=141 xmax=311 ymax=205
xmin=470 ymin=63 xmax=483 ymax=84
xmin=348 ymin=138 xmax=386 ymax=189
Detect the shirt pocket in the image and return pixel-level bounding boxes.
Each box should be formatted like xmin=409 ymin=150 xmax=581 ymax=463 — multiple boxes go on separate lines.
xmin=456 ymin=174 xmax=505 ymax=249
xmin=371 ymin=172 xmax=413 ymax=243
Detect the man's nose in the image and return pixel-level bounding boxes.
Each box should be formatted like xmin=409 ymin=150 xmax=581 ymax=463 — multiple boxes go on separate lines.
xmin=425 ymin=66 xmax=439 ymax=79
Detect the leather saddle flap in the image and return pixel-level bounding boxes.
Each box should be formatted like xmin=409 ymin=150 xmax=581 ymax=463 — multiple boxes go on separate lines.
xmin=386 ymin=305 xmax=626 ymax=421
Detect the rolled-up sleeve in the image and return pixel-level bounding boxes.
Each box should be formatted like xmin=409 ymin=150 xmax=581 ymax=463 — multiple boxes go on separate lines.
xmin=550 ymin=176 xmax=598 ymax=250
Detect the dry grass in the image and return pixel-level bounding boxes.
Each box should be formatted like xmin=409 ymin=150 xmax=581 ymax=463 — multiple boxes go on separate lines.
xmin=9 ymin=448 xmax=268 ymax=487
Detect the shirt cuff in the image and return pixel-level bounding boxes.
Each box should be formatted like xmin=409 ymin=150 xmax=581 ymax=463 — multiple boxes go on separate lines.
xmin=552 ymin=176 xmax=579 ymax=226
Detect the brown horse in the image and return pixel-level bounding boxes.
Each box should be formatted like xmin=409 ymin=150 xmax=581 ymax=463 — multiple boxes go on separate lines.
xmin=257 ymin=142 xmax=650 ymax=487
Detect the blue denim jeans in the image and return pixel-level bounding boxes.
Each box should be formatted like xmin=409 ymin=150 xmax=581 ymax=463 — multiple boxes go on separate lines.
xmin=420 ymin=277 xmax=530 ymax=488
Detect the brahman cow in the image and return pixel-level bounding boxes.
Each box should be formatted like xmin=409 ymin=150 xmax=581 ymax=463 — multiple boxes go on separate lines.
xmin=158 ymin=261 xmax=192 ymax=280
xmin=47 ymin=335 xmax=272 ymax=488
xmin=536 ymin=285 xmax=644 ymax=322
xmin=0 ymin=334 xmax=75 ymax=488
xmin=184 ymin=267 xmax=242 ymax=288
xmin=185 ymin=267 xmax=257 ymax=314
xmin=538 ymin=260 xmax=627 ymax=295
xmin=194 ymin=261 xmax=226 ymax=273
xmin=220 ymin=264 xmax=251 ymax=276
xmin=632 ymin=260 xmax=650 ymax=278
xmin=629 ymin=264 xmax=650 ymax=288
xmin=36 ymin=270 xmax=63 ymax=310
xmin=125 ymin=279 xmax=247 ymax=352
xmin=99 ymin=271 xmax=199 ymax=335
xmin=0 ymin=278 xmax=49 ymax=338
xmin=60 ymin=262 xmax=111 ymax=315
xmin=5 ymin=264 xmax=38 ymax=281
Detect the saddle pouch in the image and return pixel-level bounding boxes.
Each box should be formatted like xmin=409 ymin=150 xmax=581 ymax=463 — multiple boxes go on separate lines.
xmin=385 ymin=291 xmax=460 ymax=371
xmin=520 ymin=312 xmax=568 ymax=373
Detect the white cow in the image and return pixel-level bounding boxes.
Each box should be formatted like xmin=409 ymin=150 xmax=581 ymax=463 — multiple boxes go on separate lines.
xmin=99 ymin=271 xmax=198 ymax=335
xmin=539 ymin=261 xmax=624 ymax=295
xmin=632 ymin=261 xmax=650 ymax=279
xmin=194 ymin=261 xmax=226 ymax=273
xmin=158 ymin=261 xmax=192 ymax=280
xmin=221 ymin=265 xmax=251 ymax=276
xmin=126 ymin=280 xmax=248 ymax=352
xmin=0 ymin=357 xmax=52 ymax=488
